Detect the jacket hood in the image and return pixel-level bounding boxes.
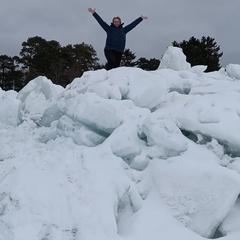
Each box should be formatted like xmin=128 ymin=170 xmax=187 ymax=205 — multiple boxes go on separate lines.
xmin=110 ymin=22 xmax=124 ymax=28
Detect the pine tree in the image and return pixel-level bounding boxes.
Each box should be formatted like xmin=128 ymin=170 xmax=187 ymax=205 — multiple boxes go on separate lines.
xmin=59 ymin=43 xmax=99 ymax=86
xmin=137 ymin=57 xmax=160 ymax=70
xmin=0 ymin=55 xmax=23 ymax=91
xmin=19 ymin=36 xmax=63 ymax=84
xmin=19 ymin=36 xmax=99 ymax=87
xmin=120 ymin=49 xmax=137 ymax=67
xmin=172 ymin=36 xmax=223 ymax=72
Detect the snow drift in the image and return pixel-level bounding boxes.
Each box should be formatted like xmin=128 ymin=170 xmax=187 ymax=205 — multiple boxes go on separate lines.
xmin=1 ymin=47 xmax=240 ymax=240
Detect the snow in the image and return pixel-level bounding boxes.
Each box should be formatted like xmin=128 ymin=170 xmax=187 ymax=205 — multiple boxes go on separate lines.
xmin=67 ymin=67 xmax=168 ymax=109
xmin=141 ymin=114 xmax=187 ymax=154
xmin=56 ymin=115 xmax=106 ymax=147
xmin=17 ymin=76 xmax=59 ymax=121
xmin=110 ymin=124 xmax=142 ymax=161
xmin=226 ymin=64 xmax=240 ymax=80
xmin=159 ymin=46 xmax=191 ymax=71
xmin=145 ymin=143 xmax=240 ymax=238
xmin=228 ymin=158 xmax=240 ymax=174
xmin=0 ymin=90 xmax=21 ymax=126
xmin=1 ymin=46 xmax=240 ymax=240
xmin=156 ymin=90 xmax=240 ymax=156
xmin=191 ymin=65 xmax=208 ymax=76
xmin=65 ymin=92 xmax=123 ymax=136
xmin=219 ymin=197 xmax=240 ymax=235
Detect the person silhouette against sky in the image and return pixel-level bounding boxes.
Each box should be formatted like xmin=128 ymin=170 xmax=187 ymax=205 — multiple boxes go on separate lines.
xmin=88 ymin=8 xmax=147 ymax=70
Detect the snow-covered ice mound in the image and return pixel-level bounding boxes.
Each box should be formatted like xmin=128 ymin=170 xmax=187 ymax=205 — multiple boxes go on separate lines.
xmin=0 ymin=89 xmax=21 ymax=126
xmin=17 ymin=76 xmax=64 ymax=122
xmin=158 ymin=46 xmax=191 ymax=71
xmin=226 ymin=64 xmax=240 ymax=80
xmin=1 ymin=47 xmax=240 ymax=240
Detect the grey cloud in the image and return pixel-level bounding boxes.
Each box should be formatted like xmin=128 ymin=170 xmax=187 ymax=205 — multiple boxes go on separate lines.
xmin=0 ymin=0 xmax=239 ymax=67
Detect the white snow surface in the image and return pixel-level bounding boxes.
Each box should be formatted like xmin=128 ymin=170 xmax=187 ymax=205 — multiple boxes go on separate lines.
xmin=158 ymin=46 xmax=191 ymax=71
xmin=0 ymin=90 xmax=21 ymax=127
xmin=1 ymin=47 xmax=240 ymax=240
xmin=226 ymin=64 xmax=240 ymax=80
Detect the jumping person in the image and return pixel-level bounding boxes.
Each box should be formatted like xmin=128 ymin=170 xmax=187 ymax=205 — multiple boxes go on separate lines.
xmin=88 ymin=8 xmax=147 ymax=70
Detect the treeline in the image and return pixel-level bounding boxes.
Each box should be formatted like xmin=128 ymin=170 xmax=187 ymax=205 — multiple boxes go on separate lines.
xmin=0 ymin=36 xmax=160 ymax=91
xmin=0 ymin=35 xmax=222 ymax=91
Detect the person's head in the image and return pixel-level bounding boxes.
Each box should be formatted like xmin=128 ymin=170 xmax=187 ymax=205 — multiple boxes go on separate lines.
xmin=112 ymin=17 xmax=122 ymax=27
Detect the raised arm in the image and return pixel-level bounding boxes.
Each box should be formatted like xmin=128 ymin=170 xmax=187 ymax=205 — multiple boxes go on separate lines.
xmin=88 ymin=8 xmax=110 ymax=32
xmin=124 ymin=15 xmax=147 ymax=34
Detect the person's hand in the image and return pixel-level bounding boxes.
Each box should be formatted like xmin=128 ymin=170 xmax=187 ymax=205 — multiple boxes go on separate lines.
xmin=88 ymin=8 xmax=96 ymax=14
xmin=141 ymin=15 xmax=148 ymax=20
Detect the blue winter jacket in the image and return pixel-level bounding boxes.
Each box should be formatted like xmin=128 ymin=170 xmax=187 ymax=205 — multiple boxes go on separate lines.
xmin=93 ymin=12 xmax=143 ymax=53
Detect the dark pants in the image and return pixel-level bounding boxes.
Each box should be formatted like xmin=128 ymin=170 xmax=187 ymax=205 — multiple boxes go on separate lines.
xmin=104 ymin=49 xmax=123 ymax=70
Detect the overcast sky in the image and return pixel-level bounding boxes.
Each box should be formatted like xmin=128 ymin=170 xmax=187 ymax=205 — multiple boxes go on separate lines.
xmin=1 ymin=0 xmax=239 ymax=67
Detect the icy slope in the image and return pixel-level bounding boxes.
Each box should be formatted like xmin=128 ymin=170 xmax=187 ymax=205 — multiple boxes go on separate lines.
xmin=1 ymin=47 xmax=240 ymax=240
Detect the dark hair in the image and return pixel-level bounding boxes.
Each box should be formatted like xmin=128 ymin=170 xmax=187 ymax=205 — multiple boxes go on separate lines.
xmin=112 ymin=17 xmax=122 ymax=24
